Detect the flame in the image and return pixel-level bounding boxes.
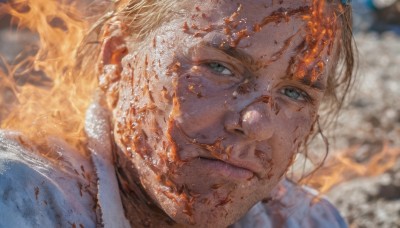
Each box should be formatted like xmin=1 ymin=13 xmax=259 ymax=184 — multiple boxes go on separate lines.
xmin=0 ymin=0 xmax=98 ymax=151
xmin=300 ymin=144 xmax=400 ymax=194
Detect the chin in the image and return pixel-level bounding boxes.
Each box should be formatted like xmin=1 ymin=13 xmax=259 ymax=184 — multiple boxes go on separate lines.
xmin=169 ymin=204 xmax=248 ymax=228
xmin=156 ymin=181 xmax=269 ymax=228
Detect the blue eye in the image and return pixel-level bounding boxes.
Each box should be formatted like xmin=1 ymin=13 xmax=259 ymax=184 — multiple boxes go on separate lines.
xmin=207 ymin=62 xmax=233 ymax=76
xmin=283 ymin=88 xmax=307 ymax=101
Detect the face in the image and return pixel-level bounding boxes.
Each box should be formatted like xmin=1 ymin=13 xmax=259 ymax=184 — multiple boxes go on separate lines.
xmin=111 ymin=0 xmax=340 ymax=226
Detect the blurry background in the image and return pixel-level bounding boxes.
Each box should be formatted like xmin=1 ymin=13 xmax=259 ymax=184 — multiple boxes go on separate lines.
xmin=326 ymin=1 xmax=400 ymax=227
xmin=0 ymin=0 xmax=400 ymax=227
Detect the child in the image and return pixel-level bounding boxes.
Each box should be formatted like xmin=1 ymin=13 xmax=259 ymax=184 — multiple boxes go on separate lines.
xmin=0 ymin=0 xmax=353 ymax=227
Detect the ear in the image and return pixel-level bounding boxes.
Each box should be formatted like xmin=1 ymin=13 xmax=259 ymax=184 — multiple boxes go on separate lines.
xmin=98 ymin=19 xmax=128 ymax=108
xmin=99 ymin=26 xmax=128 ymax=66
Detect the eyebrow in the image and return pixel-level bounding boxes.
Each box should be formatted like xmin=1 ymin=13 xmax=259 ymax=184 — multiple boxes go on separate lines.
xmin=197 ymin=41 xmax=327 ymax=92
xmin=294 ymin=76 xmax=326 ymax=92
xmin=197 ymin=41 xmax=255 ymax=66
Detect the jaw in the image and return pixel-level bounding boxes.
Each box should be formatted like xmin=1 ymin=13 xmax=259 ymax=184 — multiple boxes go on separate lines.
xmin=148 ymin=160 xmax=281 ymax=227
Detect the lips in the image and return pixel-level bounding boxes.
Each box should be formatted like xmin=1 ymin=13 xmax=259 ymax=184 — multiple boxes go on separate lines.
xmin=173 ymin=122 xmax=266 ymax=179
xmin=197 ymin=157 xmax=256 ymax=180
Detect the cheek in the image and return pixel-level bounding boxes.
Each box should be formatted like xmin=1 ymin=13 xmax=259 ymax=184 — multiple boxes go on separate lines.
xmin=173 ymin=72 xmax=234 ymax=139
xmin=280 ymin=112 xmax=314 ymax=148
xmin=270 ymin=103 xmax=316 ymax=166
xmin=112 ymin=54 xmax=174 ymax=162
xmin=275 ymin=97 xmax=316 ymax=139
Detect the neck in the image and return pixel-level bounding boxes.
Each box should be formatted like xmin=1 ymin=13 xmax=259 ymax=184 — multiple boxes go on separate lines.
xmin=115 ymin=150 xmax=184 ymax=228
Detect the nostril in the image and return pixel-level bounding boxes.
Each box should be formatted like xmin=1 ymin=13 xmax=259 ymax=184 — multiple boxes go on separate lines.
xmin=234 ymin=129 xmax=245 ymax=135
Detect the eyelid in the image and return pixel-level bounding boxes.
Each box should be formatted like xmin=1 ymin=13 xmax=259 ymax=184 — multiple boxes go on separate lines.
xmin=281 ymin=86 xmax=314 ymax=103
xmin=199 ymin=60 xmax=244 ymax=82
xmin=191 ymin=45 xmax=246 ymax=76
xmin=205 ymin=61 xmax=234 ymax=76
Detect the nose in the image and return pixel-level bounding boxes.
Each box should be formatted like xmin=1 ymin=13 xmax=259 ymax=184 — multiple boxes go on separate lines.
xmin=224 ymin=99 xmax=276 ymax=141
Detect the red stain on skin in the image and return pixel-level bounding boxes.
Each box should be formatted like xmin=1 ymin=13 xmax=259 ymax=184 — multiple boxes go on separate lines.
xmin=166 ymin=118 xmax=182 ymax=163
xmin=157 ymin=177 xmax=197 ymax=224
xmin=166 ymin=61 xmax=181 ymax=77
xmin=193 ymin=32 xmax=204 ymax=38
xmin=196 ymin=137 xmax=227 ymax=160
xmin=288 ymin=0 xmax=341 ymax=84
xmin=221 ymin=2 xmax=339 ymax=82
xmin=128 ymin=112 xmax=197 ymax=225
xmin=200 ymin=24 xmax=213 ymax=32
xmin=174 ymin=120 xmax=238 ymax=162
xmin=223 ymin=4 xmax=250 ymax=47
xmin=209 ymin=4 xmax=311 ymax=51
xmin=224 ymin=3 xmax=242 ymax=26
xmin=253 ymin=6 xmax=311 ymax=32
xmin=182 ymin=21 xmax=190 ymax=33
xmin=225 ymin=145 xmax=233 ymax=159
xmin=191 ymin=24 xmax=199 ymax=30
xmin=187 ymin=83 xmax=203 ymax=98
xmin=211 ymin=183 xmax=223 ymax=190
xmin=260 ymin=32 xmax=298 ymax=69
xmin=112 ymin=3 xmax=344 ymax=226
xmin=216 ymin=192 xmax=233 ymax=207
xmin=230 ymin=28 xmax=249 ymax=48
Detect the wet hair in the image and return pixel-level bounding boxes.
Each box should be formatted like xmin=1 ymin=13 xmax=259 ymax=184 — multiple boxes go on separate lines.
xmin=323 ymin=1 xmax=354 ymax=122
xmin=305 ymin=1 xmax=355 ymax=175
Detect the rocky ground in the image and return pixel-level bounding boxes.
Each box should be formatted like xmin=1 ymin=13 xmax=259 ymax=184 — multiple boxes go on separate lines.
xmin=325 ymin=32 xmax=400 ymax=228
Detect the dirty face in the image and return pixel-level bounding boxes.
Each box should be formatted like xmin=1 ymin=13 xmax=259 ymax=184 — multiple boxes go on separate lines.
xmin=112 ymin=0 xmax=341 ymax=226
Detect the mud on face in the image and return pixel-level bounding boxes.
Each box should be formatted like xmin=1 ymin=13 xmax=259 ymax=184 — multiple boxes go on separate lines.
xmin=109 ymin=0 xmax=343 ymax=226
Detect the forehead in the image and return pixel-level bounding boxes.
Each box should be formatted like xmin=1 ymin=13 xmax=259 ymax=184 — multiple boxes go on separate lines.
xmin=176 ymin=0 xmax=339 ymax=82
xmin=195 ymin=0 xmax=314 ymax=18
xmin=184 ymin=0 xmax=316 ymax=26
xmin=145 ymin=0 xmax=341 ymax=88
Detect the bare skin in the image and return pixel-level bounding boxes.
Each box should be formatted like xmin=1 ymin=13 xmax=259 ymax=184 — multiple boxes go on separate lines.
xmin=100 ymin=0 xmax=342 ymax=227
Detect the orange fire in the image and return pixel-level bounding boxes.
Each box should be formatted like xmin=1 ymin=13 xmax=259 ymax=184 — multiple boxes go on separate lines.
xmin=0 ymin=0 xmax=97 ymax=151
xmin=0 ymin=0 xmax=398 ymax=195
xmin=300 ymin=144 xmax=400 ymax=194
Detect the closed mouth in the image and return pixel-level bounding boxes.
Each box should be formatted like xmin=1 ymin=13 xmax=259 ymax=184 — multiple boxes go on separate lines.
xmin=197 ymin=157 xmax=255 ymax=180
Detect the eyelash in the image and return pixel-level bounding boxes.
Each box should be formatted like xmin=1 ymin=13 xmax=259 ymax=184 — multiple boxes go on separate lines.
xmin=203 ymin=62 xmax=314 ymax=103
xmin=281 ymin=87 xmax=313 ymax=103
xmin=205 ymin=62 xmax=234 ymax=77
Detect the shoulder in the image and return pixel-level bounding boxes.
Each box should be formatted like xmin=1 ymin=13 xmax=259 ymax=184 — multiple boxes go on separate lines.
xmin=265 ymin=179 xmax=347 ymax=228
xmin=233 ymin=179 xmax=347 ymax=228
xmin=0 ymin=131 xmax=98 ymax=228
